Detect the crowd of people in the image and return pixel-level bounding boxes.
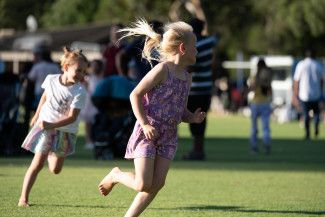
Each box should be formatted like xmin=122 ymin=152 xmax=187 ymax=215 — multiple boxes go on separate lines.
xmin=0 ymin=18 xmax=220 ymax=160
xmin=0 ymin=19 xmax=324 ymax=160
xmin=0 ymin=16 xmax=323 ymax=216
xmin=12 ymin=18 xmax=208 ymax=216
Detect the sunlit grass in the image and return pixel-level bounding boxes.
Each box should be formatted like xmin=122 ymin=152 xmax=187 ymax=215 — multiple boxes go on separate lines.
xmin=1 ymin=114 xmax=324 ymax=217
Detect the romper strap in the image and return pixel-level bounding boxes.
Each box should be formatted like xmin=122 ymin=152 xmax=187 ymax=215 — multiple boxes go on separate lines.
xmin=164 ymin=63 xmax=172 ymax=79
xmin=185 ymin=70 xmax=190 ymax=82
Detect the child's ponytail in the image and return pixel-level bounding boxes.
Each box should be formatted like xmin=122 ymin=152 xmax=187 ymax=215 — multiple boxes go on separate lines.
xmin=60 ymin=46 xmax=89 ymax=68
xmin=118 ymin=18 xmax=162 ymax=66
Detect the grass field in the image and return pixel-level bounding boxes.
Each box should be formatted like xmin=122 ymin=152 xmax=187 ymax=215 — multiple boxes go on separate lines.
xmin=1 ymin=114 xmax=325 ymax=217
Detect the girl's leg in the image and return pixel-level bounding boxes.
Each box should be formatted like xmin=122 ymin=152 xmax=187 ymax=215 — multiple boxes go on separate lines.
xmin=47 ymin=154 xmax=65 ymax=174
xmin=18 ymin=153 xmax=48 ymax=206
xmin=124 ymin=156 xmax=171 ymax=217
xmin=261 ymin=104 xmax=271 ymax=154
xmin=98 ymin=157 xmax=155 ymax=196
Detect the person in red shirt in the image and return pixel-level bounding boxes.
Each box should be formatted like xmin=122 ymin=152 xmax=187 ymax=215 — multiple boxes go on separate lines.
xmin=102 ymin=23 xmax=126 ymax=77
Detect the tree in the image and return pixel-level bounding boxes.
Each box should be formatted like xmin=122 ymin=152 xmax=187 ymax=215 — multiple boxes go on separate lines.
xmin=198 ymin=0 xmax=325 ymax=57
xmin=3 ymin=0 xmax=325 ymax=57
xmin=0 ymin=0 xmax=52 ymax=30
xmin=94 ymin=0 xmax=171 ymax=24
xmin=250 ymin=0 xmax=325 ymax=56
xmin=41 ymin=0 xmax=100 ymax=28
xmin=200 ymin=0 xmax=257 ymax=57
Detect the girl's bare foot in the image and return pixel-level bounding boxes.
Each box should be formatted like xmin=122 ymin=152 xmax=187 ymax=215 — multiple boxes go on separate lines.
xmin=18 ymin=199 xmax=30 ymax=207
xmin=98 ymin=167 xmax=121 ymax=196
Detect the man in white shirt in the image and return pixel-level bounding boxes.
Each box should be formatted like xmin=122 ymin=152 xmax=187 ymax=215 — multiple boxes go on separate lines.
xmin=293 ymin=49 xmax=324 ymax=139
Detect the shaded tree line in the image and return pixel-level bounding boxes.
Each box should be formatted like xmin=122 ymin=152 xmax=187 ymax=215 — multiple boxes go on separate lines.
xmin=1 ymin=0 xmax=325 ymax=57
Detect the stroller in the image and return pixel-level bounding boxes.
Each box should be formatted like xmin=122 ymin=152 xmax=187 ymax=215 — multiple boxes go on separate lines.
xmin=0 ymin=72 xmax=29 ymax=156
xmin=91 ymin=75 xmax=136 ymax=160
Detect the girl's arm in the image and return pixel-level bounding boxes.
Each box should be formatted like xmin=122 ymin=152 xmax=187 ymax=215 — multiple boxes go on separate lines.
xmin=40 ymin=108 xmax=80 ymax=130
xmin=30 ymin=92 xmax=47 ymax=126
xmin=130 ymin=62 xmax=167 ymax=140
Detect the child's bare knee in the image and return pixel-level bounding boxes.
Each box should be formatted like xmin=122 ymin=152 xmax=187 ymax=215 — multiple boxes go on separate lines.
xmin=135 ymin=181 xmax=152 ymax=192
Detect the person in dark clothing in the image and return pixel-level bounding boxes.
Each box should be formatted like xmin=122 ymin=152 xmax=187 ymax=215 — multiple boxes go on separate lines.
xmin=183 ymin=18 xmax=217 ymax=160
xmin=116 ymin=20 xmax=164 ymax=82
xmin=0 ymin=69 xmax=20 ymax=156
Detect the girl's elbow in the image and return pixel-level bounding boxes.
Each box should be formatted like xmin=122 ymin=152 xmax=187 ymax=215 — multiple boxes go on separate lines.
xmin=130 ymin=90 xmax=140 ymax=101
xmin=69 ymin=115 xmax=78 ymax=123
xmin=129 ymin=91 xmax=135 ymax=100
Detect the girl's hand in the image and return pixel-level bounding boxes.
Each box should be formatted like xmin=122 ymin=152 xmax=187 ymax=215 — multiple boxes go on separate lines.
xmin=30 ymin=116 xmax=37 ymax=127
xmin=192 ymin=108 xmax=206 ymax=123
xmin=39 ymin=121 xmax=52 ymax=130
xmin=142 ymin=124 xmax=159 ymax=140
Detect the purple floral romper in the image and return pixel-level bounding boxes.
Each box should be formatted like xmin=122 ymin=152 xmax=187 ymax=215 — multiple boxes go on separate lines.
xmin=125 ymin=65 xmax=190 ymax=160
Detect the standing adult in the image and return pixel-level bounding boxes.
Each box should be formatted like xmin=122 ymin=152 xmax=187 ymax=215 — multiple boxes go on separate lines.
xmin=102 ymin=23 xmax=125 ymax=77
xmin=293 ymin=49 xmax=324 ymax=139
xmin=249 ymin=58 xmax=273 ymax=154
xmin=28 ymin=44 xmax=61 ymax=110
xmin=115 ymin=20 xmax=164 ymax=82
xmin=81 ymin=59 xmax=104 ymax=150
xmin=183 ymin=18 xmax=217 ymax=160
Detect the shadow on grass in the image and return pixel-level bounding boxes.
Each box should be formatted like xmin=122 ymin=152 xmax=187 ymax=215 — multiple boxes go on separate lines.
xmin=2 ymin=136 xmax=324 ymax=171
xmin=176 ymin=137 xmax=325 ymax=164
xmin=71 ymin=135 xmax=325 ymax=163
xmin=36 ymin=203 xmax=122 ymax=209
xmin=154 ymin=205 xmax=325 ymax=215
xmin=27 ymin=203 xmax=325 ymax=215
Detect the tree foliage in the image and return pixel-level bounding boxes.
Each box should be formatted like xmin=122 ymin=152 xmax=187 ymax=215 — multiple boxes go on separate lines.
xmin=2 ymin=0 xmax=325 ymax=57
xmin=199 ymin=0 xmax=325 ymax=57
xmin=251 ymin=0 xmax=325 ymax=55
xmin=94 ymin=0 xmax=172 ymax=24
xmin=41 ymin=0 xmax=100 ymax=28
xmin=200 ymin=0 xmax=256 ymax=57
xmin=0 ymin=0 xmax=52 ymax=29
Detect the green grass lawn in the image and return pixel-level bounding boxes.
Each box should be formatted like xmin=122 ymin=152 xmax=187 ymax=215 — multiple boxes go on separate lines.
xmin=1 ymin=114 xmax=325 ymax=217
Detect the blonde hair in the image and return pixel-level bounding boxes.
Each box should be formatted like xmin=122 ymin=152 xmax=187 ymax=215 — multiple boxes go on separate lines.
xmin=60 ymin=46 xmax=89 ymax=69
xmin=118 ymin=18 xmax=193 ymax=66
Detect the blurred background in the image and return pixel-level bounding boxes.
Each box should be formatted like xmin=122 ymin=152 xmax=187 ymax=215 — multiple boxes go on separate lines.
xmin=1 ymin=2 xmax=325 ymax=215
xmin=0 ymin=0 xmax=325 ymax=157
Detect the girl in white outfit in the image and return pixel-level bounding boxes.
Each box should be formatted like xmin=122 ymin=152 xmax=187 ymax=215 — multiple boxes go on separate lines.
xmin=18 ymin=47 xmax=89 ymax=207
